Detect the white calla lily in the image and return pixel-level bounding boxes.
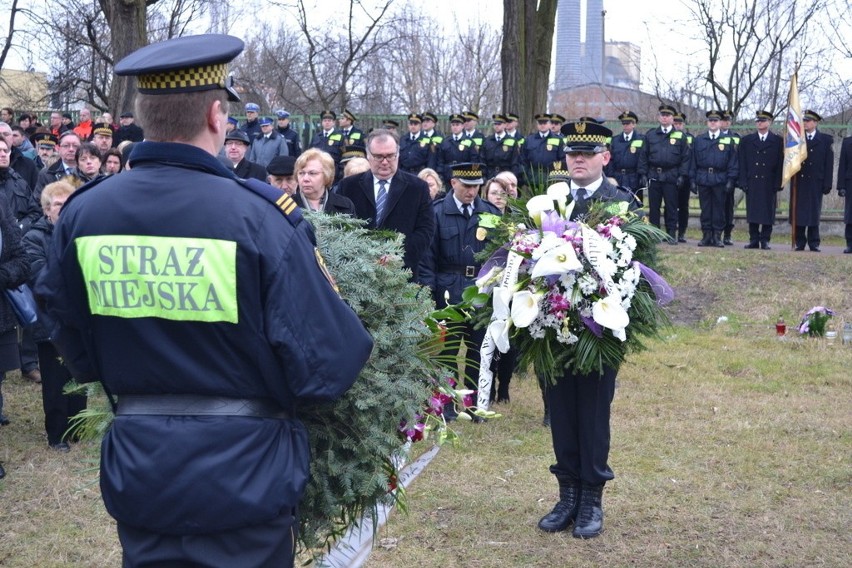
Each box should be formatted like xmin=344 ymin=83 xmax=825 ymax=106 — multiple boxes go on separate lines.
xmin=526 ymin=194 xmax=561 ymax=226
xmin=592 ymin=295 xmax=630 ymax=341
xmin=530 ymin=243 xmax=583 ymax=278
xmin=546 ymin=182 xmax=571 ymax=214
xmin=511 ymin=290 xmax=542 ymax=328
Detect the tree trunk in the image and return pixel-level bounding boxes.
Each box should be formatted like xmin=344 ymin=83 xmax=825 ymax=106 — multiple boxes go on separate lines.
xmin=100 ymin=0 xmax=153 ymax=117
xmin=502 ymin=0 xmax=558 ymax=131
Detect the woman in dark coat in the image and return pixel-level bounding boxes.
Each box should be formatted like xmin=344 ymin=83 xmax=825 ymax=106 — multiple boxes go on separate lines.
xmin=293 ymin=148 xmax=356 ymax=215
xmin=22 ymin=179 xmax=86 ymax=451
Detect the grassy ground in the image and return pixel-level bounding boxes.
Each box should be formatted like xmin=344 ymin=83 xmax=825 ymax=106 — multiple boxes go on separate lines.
xmin=1 ymin=229 xmax=850 ymax=567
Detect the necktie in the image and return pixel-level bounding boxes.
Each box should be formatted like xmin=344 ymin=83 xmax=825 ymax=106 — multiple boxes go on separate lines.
xmin=807 ymin=134 xmax=813 ymax=141
xmin=575 ymin=188 xmax=588 ymax=202
xmin=411 ymin=135 xmax=416 ymax=141
xmin=376 ymin=180 xmax=388 ymax=224
xmin=463 ymin=204 xmax=471 ymax=219
xmin=760 ymin=135 xmax=765 ymax=142
xmin=625 ymin=134 xmax=629 ymax=142
xmin=710 ymin=134 xmax=716 ymax=140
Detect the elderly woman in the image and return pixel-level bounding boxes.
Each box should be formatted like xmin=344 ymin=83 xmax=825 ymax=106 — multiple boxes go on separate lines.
xmin=294 ymin=148 xmax=356 ymax=215
xmin=418 ymin=167 xmax=445 ymax=200
xmin=74 ymin=142 xmax=103 ymax=183
xmin=0 ymin=137 xmax=41 ymax=233
xmin=482 ymin=176 xmax=511 ymax=214
xmin=22 ymin=180 xmax=86 ymax=451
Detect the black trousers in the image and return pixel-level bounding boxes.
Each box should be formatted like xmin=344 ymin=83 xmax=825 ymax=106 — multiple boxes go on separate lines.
xmin=490 ymin=345 xmax=517 ymax=401
xmin=677 ymin=183 xmax=691 ymax=236
xmin=648 ymin=180 xmax=679 ymax=232
xmin=748 ymin=222 xmax=773 ymax=244
xmin=19 ymin=326 xmax=38 ymax=373
xmin=546 ymin=366 xmax=617 ymax=486
xmin=38 ymin=341 xmax=86 ymax=445
xmin=723 ymin=187 xmax=735 ymax=235
xmin=795 ymin=225 xmax=820 ymax=249
xmin=118 ymin=508 xmax=297 ymax=568
xmin=698 ymin=185 xmax=726 ymax=232
xmin=845 ymin=223 xmax=852 ymax=248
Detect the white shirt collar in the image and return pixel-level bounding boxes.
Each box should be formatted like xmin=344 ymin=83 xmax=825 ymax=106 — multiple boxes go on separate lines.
xmin=373 ymin=175 xmax=393 ymax=199
xmin=570 ymin=177 xmax=604 ymax=199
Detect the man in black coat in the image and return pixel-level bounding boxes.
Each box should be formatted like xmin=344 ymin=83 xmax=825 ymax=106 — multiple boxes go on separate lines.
xmin=113 ymin=112 xmax=145 ymax=146
xmin=0 ymin=122 xmax=38 ymax=190
xmin=275 ymin=110 xmax=302 ymax=158
xmin=791 ymin=110 xmax=833 ymax=252
xmin=481 ymin=113 xmax=520 ymax=180
xmin=605 ymin=110 xmax=644 ymax=200
xmin=738 ymin=111 xmax=783 ymax=249
xmin=837 ymin=135 xmax=852 ymax=254
xmin=338 ymin=129 xmax=435 ymax=281
xmin=221 ymin=130 xmax=267 ymax=181
xmin=399 ymin=113 xmax=430 ymax=174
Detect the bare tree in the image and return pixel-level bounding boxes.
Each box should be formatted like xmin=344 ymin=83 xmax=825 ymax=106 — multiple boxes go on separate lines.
xmin=687 ymin=0 xmax=826 ymax=119
xmin=501 ymin=0 xmax=558 ymax=128
xmin=0 ymin=0 xmax=21 ymax=71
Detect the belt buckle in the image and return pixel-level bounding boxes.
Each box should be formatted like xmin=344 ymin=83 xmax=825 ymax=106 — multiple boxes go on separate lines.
xmin=655 ymin=167 xmax=663 ymax=173
xmin=465 ymin=266 xmax=476 ymax=278
xmin=708 ymin=167 xmax=715 ymax=174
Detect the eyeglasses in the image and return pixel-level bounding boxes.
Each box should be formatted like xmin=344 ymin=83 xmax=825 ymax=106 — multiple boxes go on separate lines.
xmin=368 ymin=153 xmax=397 ymax=162
xmin=59 ymin=143 xmax=80 ymax=149
xmin=0 ymin=148 xmax=10 ymax=154
xmin=297 ymin=170 xmax=323 ymax=177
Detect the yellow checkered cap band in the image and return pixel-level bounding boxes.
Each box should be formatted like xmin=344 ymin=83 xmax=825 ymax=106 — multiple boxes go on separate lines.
xmin=137 ymin=63 xmax=228 ymax=94
xmin=564 ymin=134 xmax=608 ymax=145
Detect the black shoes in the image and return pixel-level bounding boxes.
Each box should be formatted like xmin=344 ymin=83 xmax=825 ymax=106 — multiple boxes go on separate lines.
xmin=573 ymin=484 xmax=605 ymax=539
xmin=677 ymin=234 xmax=687 ymax=243
xmin=760 ymin=242 xmax=771 ymax=250
xmin=0 ymin=414 xmax=9 ymax=426
xmin=810 ymin=247 xmax=821 ymax=252
xmin=0 ymin=462 xmax=5 ymax=479
xmin=744 ymin=242 xmax=759 ymax=249
xmin=49 ymin=442 xmax=71 ymax=452
xmin=538 ymin=483 xmax=580 ymax=533
xmin=723 ymin=237 xmax=734 ymax=246
xmin=844 ymin=247 xmax=852 ymax=254
xmin=795 ymin=246 xmax=805 ymax=251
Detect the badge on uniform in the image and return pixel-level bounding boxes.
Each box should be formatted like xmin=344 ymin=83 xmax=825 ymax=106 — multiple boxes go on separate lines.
xmin=718 ymin=143 xmax=725 ymax=151
xmin=669 ymin=138 xmax=677 ymax=145
xmin=458 ymin=143 xmax=466 ymax=152
xmin=314 ymin=248 xmax=340 ymax=294
xmin=476 ymin=227 xmax=487 ymax=241
xmin=502 ymin=145 xmax=510 ymax=152
xmin=546 ymin=144 xmax=552 ymax=151
xmin=629 ymin=146 xmax=636 ymax=153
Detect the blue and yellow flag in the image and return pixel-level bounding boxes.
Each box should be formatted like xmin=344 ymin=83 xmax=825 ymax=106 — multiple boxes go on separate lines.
xmin=782 ymin=72 xmax=808 ymax=186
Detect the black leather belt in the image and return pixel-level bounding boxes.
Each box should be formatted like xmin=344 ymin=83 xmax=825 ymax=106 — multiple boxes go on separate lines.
xmin=619 ymin=169 xmax=635 ymax=174
xmin=703 ymin=167 xmax=716 ymax=173
xmin=117 ymin=395 xmax=291 ymax=419
xmin=437 ymin=264 xmax=480 ymax=278
xmin=653 ymin=167 xmax=674 ymax=173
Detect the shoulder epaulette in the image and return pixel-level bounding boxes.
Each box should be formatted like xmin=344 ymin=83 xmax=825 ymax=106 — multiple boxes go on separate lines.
xmin=239 ymin=178 xmax=303 ymax=227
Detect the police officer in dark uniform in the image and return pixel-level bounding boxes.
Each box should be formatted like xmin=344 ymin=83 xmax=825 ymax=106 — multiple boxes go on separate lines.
xmin=538 ymin=121 xmax=637 ymax=540
xmin=35 ymin=34 xmax=372 ymax=568
xmin=549 ymin=113 xmax=566 ymax=136
xmin=338 ymin=108 xmax=365 ymax=150
xmin=420 ymin=111 xmax=443 ymax=172
xmin=481 ymin=113 xmax=520 ymax=179
xmin=241 ymin=102 xmax=262 ymax=140
xmin=792 ymin=110 xmax=834 ymax=251
xmin=738 ymin=110 xmax=783 ymax=249
xmin=399 ymin=113 xmax=430 ymax=174
xmin=275 ymin=109 xmax=302 ymax=158
xmin=436 ymin=113 xmax=479 ymax=184
xmin=690 ymin=110 xmax=739 ymax=247
xmin=309 ymin=109 xmax=344 ymax=181
xmin=418 ymin=162 xmax=500 ymax=416
xmin=522 ymin=114 xmax=565 ymax=190
xmin=605 ymin=110 xmax=644 ymax=201
xmin=837 ymin=134 xmax=852 ymax=253
xmin=673 ymin=112 xmax=694 ymax=242
xmin=638 ymin=104 xmax=690 ymax=242
xmin=719 ymin=111 xmax=741 ymax=245
xmin=462 ymin=111 xmax=485 ymax=151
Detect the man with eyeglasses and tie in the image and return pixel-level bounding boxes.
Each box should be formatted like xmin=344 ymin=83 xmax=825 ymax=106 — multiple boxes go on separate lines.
xmin=339 ymin=129 xmax=434 ymax=281
xmin=791 ymin=109 xmax=833 ymax=252
xmin=33 ymin=131 xmax=81 ymax=203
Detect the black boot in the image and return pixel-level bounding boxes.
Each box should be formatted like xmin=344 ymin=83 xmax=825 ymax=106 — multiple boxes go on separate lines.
xmin=542 ymin=396 xmax=550 ymax=427
xmin=698 ymin=231 xmax=711 ymax=247
xmin=723 ymin=232 xmax=733 ymax=246
xmin=666 ymin=230 xmax=678 ymax=245
xmin=760 ymin=240 xmax=771 ymax=250
xmin=744 ymin=240 xmax=759 ymax=249
xmin=713 ymin=231 xmax=725 ymax=248
xmin=573 ymin=484 xmax=605 ymax=538
xmin=538 ymin=481 xmax=580 ymax=532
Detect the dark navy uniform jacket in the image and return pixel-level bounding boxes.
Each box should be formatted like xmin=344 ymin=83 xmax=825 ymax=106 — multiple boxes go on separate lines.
xmin=481 ymin=134 xmax=521 ymax=180
xmin=605 ymin=132 xmax=644 ymax=190
xmin=689 ymin=131 xmax=739 ymax=187
xmin=35 ymin=141 xmax=373 ymax=536
xmin=418 ymin=195 xmax=501 ymax=308
xmin=435 ymin=135 xmax=480 ymax=184
xmin=838 ymin=136 xmax=852 ymax=224
xmin=638 ymin=127 xmax=690 ymax=183
xmin=399 ymin=132 xmax=431 ymax=174
xmin=522 ymin=131 xmax=565 ymax=189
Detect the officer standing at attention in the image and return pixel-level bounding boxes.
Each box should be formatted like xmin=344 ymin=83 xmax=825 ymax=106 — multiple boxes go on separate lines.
xmin=690 ymin=110 xmax=739 ymax=247
xmin=436 ymin=113 xmax=479 ymax=184
xmin=837 ymin=133 xmax=852 ymax=254
xmin=35 ymin=34 xmax=373 ymax=568
xmin=310 ymin=110 xmax=344 ymax=181
xmin=673 ymin=111 xmax=694 ymax=242
xmin=792 ymin=110 xmax=833 ymax=251
xmin=605 ymin=111 xmax=644 ymax=202
xmin=418 ymin=162 xmax=500 ymax=419
xmin=537 ymin=121 xmax=637 ymax=539
xmin=462 ymin=111 xmax=485 ymax=151
xmin=522 ymin=113 xmax=565 ymax=190
xmin=638 ymin=104 xmax=690 ymax=243
xmin=718 ymin=111 xmax=741 ymax=245
xmin=399 ymin=113 xmax=430 ymax=174
xmin=738 ymin=110 xmax=784 ymax=249
xmin=481 ymin=113 xmax=520 ymax=180
xmin=338 ymin=108 xmax=365 ymax=150
xmin=241 ymin=102 xmax=262 ymax=140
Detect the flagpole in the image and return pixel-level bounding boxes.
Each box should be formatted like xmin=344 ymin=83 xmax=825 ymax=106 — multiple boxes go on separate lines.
xmin=790 ymin=176 xmax=797 ymax=249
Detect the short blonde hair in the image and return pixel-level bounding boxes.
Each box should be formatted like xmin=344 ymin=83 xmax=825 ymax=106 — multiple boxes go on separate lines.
xmin=41 ymin=180 xmax=76 ymax=211
xmin=294 ymin=148 xmax=336 ymax=188
xmin=343 ymin=157 xmax=370 ymax=178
